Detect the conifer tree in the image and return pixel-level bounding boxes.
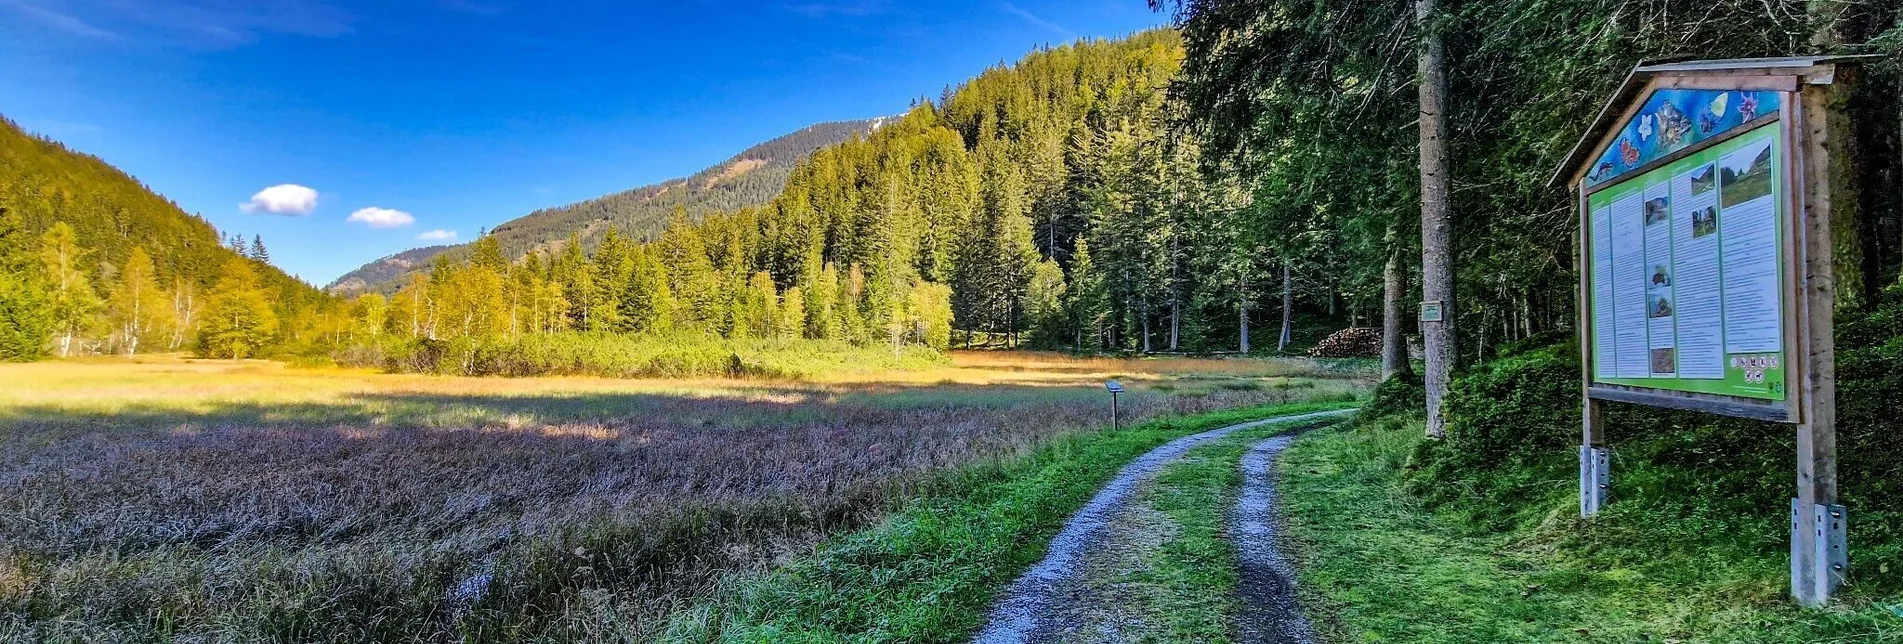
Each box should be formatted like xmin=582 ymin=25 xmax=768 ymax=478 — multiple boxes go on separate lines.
xmin=249 ymin=235 xmax=269 ymax=263
xmin=590 ymin=229 xmax=632 ymax=332
xmin=0 ymin=208 xmax=52 ymax=361
xmin=621 ymin=245 xmax=675 ymax=334
xmin=656 ymin=209 xmax=720 ymax=330
xmin=198 ymin=258 xmax=278 ymax=359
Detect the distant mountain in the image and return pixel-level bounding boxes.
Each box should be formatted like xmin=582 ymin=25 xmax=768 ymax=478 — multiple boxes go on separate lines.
xmin=327 ymin=117 xmax=891 ymax=295
xmin=322 ymin=245 xmax=453 ymax=295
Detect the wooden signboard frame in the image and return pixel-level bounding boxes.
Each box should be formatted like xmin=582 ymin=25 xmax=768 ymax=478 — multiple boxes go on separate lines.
xmin=1553 ymin=56 xmax=1871 ymax=607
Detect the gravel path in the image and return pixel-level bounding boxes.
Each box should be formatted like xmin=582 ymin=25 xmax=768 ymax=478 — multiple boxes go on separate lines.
xmin=1233 ymin=433 xmax=1320 ymax=644
xmin=970 ymin=409 xmax=1354 ymax=644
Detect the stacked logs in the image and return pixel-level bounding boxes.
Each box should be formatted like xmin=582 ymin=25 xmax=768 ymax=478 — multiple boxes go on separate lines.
xmin=1307 ymin=327 xmax=1383 ymax=358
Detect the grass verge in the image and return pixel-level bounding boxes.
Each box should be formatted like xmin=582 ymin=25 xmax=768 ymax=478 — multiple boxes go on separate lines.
xmin=647 ymin=399 xmax=1359 ymax=643
xmin=1280 ymin=415 xmax=1903 ymax=643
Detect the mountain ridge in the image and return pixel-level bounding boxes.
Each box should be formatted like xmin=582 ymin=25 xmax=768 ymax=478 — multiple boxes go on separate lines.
xmin=327 ymin=116 xmax=893 ymax=295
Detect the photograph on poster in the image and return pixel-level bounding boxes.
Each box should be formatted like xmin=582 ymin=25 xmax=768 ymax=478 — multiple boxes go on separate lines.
xmin=1721 ymin=137 xmax=1775 ymax=208
xmin=1651 ymin=264 xmax=1672 ymax=287
xmin=1651 ymin=294 xmax=1674 ymax=318
xmin=1645 ymin=196 xmax=1671 ymax=225
xmin=1651 ymin=348 xmax=1677 ymax=374
xmin=1690 ymin=163 xmax=1716 ymax=195
xmin=1693 ymin=206 xmax=1719 ymax=238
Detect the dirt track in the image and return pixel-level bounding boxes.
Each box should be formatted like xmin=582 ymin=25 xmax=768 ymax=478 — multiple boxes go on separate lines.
xmin=970 ymin=409 xmax=1351 ymax=644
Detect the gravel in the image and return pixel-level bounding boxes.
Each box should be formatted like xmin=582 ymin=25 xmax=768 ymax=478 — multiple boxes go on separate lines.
xmin=1233 ymin=432 xmax=1321 ymax=644
xmin=970 ymin=409 xmax=1354 ymax=644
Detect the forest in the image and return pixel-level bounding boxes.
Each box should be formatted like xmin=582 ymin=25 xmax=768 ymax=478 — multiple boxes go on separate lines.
xmin=325 ymin=118 xmax=886 ymax=297
xmin=3 ymin=6 xmax=1900 ymax=382
xmin=0 ymin=117 xmax=321 ymax=361
xmin=5 ymin=0 xmax=1903 ymax=640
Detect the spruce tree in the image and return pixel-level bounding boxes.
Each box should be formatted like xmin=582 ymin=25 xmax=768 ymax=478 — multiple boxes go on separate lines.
xmin=0 ymin=208 xmax=52 ymax=361
xmin=198 ymin=258 xmax=278 ymax=359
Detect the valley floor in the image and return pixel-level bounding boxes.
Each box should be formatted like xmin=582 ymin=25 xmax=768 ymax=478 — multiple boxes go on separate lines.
xmin=0 ymin=351 xmax=1370 ymax=642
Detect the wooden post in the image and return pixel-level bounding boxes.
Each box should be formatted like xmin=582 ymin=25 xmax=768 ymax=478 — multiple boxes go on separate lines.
xmin=1577 ymin=194 xmax=1609 ymax=517
xmin=1581 ymin=399 xmax=1608 ymax=517
xmin=1792 ymin=71 xmax=1849 ymax=607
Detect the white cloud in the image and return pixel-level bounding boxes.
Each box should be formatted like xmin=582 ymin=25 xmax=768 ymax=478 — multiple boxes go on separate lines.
xmin=240 ymin=184 xmax=319 ymax=215
xmin=347 ymin=207 xmax=415 ymax=228
xmin=415 ymin=229 xmax=457 ymax=242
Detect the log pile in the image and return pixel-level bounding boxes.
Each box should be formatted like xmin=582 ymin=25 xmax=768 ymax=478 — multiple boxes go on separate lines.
xmin=1307 ymin=327 xmax=1383 ymax=358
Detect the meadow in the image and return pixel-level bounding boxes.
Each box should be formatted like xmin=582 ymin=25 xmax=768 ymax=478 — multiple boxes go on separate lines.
xmin=0 ymin=351 xmax=1371 ymax=642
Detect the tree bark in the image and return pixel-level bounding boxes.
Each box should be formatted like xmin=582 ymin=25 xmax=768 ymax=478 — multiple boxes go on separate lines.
xmin=1382 ymin=237 xmax=1413 ymax=379
xmin=1141 ymin=301 xmax=1152 ymax=353
xmin=1278 ymin=261 xmax=1294 ymax=352
xmin=1169 ymin=274 xmax=1181 ymax=352
xmin=1239 ymin=303 xmax=1250 ymax=354
xmin=1417 ymin=0 xmax=1457 ymax=438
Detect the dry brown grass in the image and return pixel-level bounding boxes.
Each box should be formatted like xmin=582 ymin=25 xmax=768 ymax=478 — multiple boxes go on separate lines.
xmin=0 ymin=352 xmax=1371 ymax=642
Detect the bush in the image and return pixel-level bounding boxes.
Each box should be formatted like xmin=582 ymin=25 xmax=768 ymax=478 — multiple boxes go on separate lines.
xmin=1437 ymin=341 xmax=1580 ymax=469
xmin=1362 ymin=371 xmax=1424 ymax=421
xmin=334 ymin=332 xmax=948 ymax=380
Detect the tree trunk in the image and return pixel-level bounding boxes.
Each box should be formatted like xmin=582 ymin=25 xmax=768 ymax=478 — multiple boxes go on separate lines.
xmin=1278 ymin=262 xmax=1294 ymax=352
xmin=1807 ymin=0 xmax=1872 ymax=311
xmin=1141 ymin=301 xmax=1152 ymax=353
xmin=1169 ymin=288 xmax=1180 ymax=352
xmin=1417 ymin=0 xmax=1457 ymax=438
xmin=1239 ymin=304 xmax=1250 ymax=354
xmin=1382 ymin=238 xmax=1413 ymax=380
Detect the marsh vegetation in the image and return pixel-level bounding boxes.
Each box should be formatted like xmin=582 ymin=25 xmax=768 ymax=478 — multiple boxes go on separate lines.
xmin=0 ymin=351 xmax=1370 ymax=641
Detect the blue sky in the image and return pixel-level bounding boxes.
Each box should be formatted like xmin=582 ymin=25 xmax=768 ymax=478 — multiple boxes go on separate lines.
xmin=0 ymin=0 xmax=1166 ymax=285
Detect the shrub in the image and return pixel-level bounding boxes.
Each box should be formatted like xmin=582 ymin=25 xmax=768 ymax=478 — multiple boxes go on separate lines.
xmin=1361 ymin=371 xmax=1424 ymax=421
xmin=1436 ymin=341 xmax=1580 ymax=469
xmin=334 ymin=332 xmax=947 ymax=380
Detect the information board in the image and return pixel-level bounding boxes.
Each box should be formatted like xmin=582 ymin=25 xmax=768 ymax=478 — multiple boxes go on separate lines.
xmin=1585 ymin=121 xmax=1788 ymax=401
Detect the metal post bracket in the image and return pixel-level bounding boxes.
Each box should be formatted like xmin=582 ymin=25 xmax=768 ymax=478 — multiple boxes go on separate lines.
xmin=1580 ymin=446 xmax=1609 ymax=517
xmin=1792 ymin=499 xmax=1848 ymax=606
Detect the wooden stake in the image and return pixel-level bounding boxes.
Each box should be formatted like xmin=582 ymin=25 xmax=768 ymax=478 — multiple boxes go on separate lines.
xmin=1792 ymin=73 xmax=1847 ymax=606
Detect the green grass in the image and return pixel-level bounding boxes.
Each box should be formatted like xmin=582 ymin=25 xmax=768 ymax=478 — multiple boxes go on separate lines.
xmin=1280 ymin=416 xmax=1903 ymax=643
xmin=1131 ymin=426 xmax=1292 ymax=642
xmin=642 ymin=399 xmax=1360 ymax=643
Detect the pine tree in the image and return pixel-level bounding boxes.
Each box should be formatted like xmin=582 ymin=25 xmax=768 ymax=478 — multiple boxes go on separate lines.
xmin=105 ymin=247 xmax=166 ymax=356
xmin=1416 ymin=0 xmax=1456 ymax=437
xmin=1025 ymin=258 xmax=1069 ymax=348
xmin=590 ymin=229 xmax=632 ymax=332
xmin=249 ymin=235 xmax=270 ymax=263
xmin=0 ymin=207 xmax=52 ymax=361
xmin=656 ymin=209 xmax=721 ymax=330
xmin=41 ymin=222 xmax=103 ymax=357
xmin=621 ymin=245 xmax=675 ymax=334
xmin=198 ymin=258 xmax=278 ymax=359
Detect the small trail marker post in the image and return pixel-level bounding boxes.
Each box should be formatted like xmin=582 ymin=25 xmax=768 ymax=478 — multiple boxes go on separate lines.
xmin=1106 ymin=380 xmax=1123 ymax=431
xmin=1553 ymin=56 xmax=1872 ymax=607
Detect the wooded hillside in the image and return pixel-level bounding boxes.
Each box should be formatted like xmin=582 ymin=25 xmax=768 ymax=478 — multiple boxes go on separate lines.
xmin=326 ymin=118 xmax=886 ymax=296
xmin=0 ymin=117 xmax=321 ymax=360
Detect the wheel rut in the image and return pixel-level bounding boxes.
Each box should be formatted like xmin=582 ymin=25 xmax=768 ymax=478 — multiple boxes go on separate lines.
xmin=970 ymin=409 xmax=1352 ymax=644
